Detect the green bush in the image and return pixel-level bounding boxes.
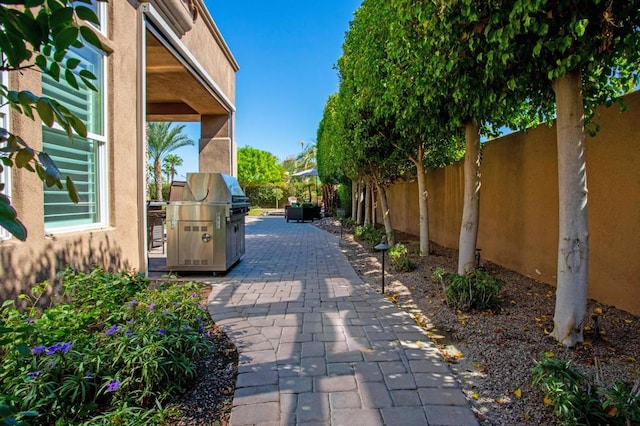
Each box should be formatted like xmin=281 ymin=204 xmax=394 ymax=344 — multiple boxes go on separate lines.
xmin=432 ymin=268 xmax=503 ymax=311
xmin=0 ymin=268 xmax=214 ymax=425
xmin=354 ymin=224 xmax=386 ymax=250
xmin=531 ymin=354 xmax=640 ymax=425
xmin=336 ymin=183 xmax=352 ymax=218
xmin=388 ymin=243 xmax=414 ymax=272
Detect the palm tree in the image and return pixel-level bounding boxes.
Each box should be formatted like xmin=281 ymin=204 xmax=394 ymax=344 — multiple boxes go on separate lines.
xmin=162 ymin=154 xmax=183 ymax=183
xmin=147 ymin=122 xmax=194 ymax=201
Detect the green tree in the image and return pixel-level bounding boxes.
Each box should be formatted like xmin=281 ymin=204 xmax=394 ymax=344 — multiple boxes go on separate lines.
xmin=147 ymin=122 xmax=193 ymax=201
xmin=337 ymin=0 xmax=461 ymax=254
xmin=296 ymin=140 xmax=316 ymax=171
xmin=494 ymin=0 xmax=640 ymax=346
xmin=237 ymin=146 xmax=284 ymax=187
xmin=162 ymin=154 xmax=183 ymax=183
xmin=0 ymin=0 xmax=103 ymax=240
xmin=391 ymin=1 xmax=541 ymax=273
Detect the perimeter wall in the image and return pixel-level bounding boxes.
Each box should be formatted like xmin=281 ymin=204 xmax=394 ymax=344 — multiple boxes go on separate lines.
xmin=381 ymin=90 xmax=640 ymax=315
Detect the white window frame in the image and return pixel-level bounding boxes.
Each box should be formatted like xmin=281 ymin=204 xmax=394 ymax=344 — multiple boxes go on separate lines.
xmin=42 ymin=46 xmax=109 ymax=235
xmin=0 ymin=68 xmax=11 ymax=241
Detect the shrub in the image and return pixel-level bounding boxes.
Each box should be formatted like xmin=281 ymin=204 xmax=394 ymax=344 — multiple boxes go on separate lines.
xmin=531 ymin=353 xmax=640 ymax=425
xmin=432 ymin=268 xmax=503 ymax=311
xmin=388 ymin=243 xmax=414 ymax=272
xmin=354 ymin=224 xmax=386 ymax=250
xmin=0 ymin=268 xmax=214 ymax=425
xmin=336 ymin=183 xmax=352 ymax=218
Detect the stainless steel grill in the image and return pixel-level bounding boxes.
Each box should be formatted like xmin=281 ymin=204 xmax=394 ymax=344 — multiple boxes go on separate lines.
xmin=166 ymin=173 xmax=249 ymax=272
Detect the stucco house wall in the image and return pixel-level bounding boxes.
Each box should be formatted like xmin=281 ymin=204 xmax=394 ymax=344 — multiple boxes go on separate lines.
xmin=382 ymin=91 xmax=640 ymax=315
xmin=0 ymin=0 xmax=237 ymax=301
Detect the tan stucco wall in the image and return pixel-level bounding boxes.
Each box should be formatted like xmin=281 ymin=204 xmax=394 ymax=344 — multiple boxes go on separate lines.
xmin=181 ymin=1 xmax=237 ymax=105
xmin=0 ymin=1 xmax=143 ymax=302
xmin=383 ymin=91 xmax=640 ymax=315
xmin=1 ymin=1 xmax=238 ymax=301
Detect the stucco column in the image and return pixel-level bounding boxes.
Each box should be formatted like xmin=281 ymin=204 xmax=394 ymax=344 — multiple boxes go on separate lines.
xmin=199 ymin=114 xmax=232 ymax=175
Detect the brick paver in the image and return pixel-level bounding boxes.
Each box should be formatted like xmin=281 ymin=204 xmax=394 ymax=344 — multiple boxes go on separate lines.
xmin=201 ymin=217 xmax=478 ymax=425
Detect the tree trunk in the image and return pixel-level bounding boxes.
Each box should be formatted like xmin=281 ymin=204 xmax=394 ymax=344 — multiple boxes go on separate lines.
xmin=415 ymin=146 xmax=429 ymax=256
xmin=364 ymin=181 xmax=371 ymax=226
xmin=356 ymin=179 xmax=364 ymax=225
xmin=351 ymin=180 xmax=357 ymax=221
xmin=376 ymin=182 xmax=395 ymax=246
xmin=154 ymin=159 xmax=163 ymax=201
xmin=550 ymin=70 xmax=589 ymax=347
xmin=457 ymin=121 xmax=482 ymax=274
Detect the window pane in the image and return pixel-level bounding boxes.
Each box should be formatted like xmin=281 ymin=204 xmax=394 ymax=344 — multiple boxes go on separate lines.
xmin=41 ymin=46 xmax=104 ymax=136
xmin=42 ymin=43 xmax=105 ymax=230
xmin=43 ymin=128 xmax=99 ymax=227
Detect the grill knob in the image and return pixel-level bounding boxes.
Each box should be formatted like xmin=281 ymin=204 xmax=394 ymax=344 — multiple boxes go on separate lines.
xmin=202 ymin=233 xmax=212 ymax=243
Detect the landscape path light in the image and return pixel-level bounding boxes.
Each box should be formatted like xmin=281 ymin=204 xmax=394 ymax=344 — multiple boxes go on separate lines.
xmin=374 ymin=240 xmax=391 ymax=294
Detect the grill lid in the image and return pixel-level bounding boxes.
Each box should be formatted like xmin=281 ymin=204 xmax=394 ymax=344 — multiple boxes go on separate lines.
xmin=178 ymin=173 xmax=249 ymax=206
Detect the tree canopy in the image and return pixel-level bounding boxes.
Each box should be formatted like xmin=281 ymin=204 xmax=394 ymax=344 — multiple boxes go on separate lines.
xmin=237 ymin=146 xmax=284 ymax=187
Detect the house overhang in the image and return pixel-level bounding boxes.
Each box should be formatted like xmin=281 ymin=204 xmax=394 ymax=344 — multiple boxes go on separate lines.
xmin=142 ymin=3 xmax=236 ymax=122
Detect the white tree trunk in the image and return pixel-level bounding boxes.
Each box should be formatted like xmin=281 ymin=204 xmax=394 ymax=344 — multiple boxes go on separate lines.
xmin=550 ymin=70 xmax=589 ymax=347
xmin=356 ymin=179 xmax=364 ymax=225
xmin=457 ymin=121 xmax=481 ymax=275
xmin=351 ymin=180 xmax=357 ymax=221
xmin=364 ymin=181 xmax=371 ymax=225
xmin=376 ymin=181 xmax=395 ymax=246
xmin=415 ymin=146 xmax=430 ymax=256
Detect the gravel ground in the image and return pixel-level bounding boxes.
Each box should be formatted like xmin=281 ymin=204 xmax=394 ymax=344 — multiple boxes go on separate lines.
xmin=170 ymin=217 xmax=639 ymax=425
xmin=314 ymin=218 xmax=640 ymax=425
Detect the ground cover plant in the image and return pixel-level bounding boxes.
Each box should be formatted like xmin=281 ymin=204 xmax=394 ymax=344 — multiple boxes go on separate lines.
xmin=0 ymin=268 xmax=215 ymax=425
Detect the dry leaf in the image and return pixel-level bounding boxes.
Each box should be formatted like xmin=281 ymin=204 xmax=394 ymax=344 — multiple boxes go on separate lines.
xmin=543 ymin=328 xmax=550 ymax=335
xmin=524 ymin=413 xmax=531 ymax=422
xmin=594 ymin=307 xmax=603 ymax=314
xmin=543 ymin=395 xmax=553 ymax=405
xmin=472 ymin=392 xmax=479 ymax=400
xmin=514 ymin=388 xmax=522 ymax=398
xmin=606 ymin=406 xmax=618 ymax=417
xmin=544 ymin=351 xmax=555 ymax=358
xmin=624 ymin=319 xmax=633 ymax=324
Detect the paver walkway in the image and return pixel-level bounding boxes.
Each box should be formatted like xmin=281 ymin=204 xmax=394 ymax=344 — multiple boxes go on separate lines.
xmin=202 ymin=216 xmax=478 ymax=426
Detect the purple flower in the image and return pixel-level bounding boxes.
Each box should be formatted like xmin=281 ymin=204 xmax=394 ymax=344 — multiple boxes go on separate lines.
xmin=163 ymin=310 xmax=171 ymax=315
xmin=191 ymin=292 xmax=198 ymax=298
xmin=27 ymin=370 xmax=42 ymax=378
xmin=157 ymin=328 xmax=166 ymax=335
xmin=198 ymin=326 xmax=206 ymax=334
xmin=127 ymin=300 xmax=137 ymax=307
xmin=59 ymin=342 xmax=73 ymax=353
xmin=125 ymin=330 xmax=134 ymax=338
xmin=25 ymin=317 xmax=34 ymax=324
xmin=32 ymin=345 xmax=47 ymax=355
xmin=106 ymin=379 xmax=120 ymax=392
xmin=127 ymin=319 xmax=134 ymax=325
xmin=45 ymin=342 xmax=73 ymax=355
xmin=105 ymin=324 xmax=119 ymax=336
xmin=172 ymin=301 xmax=179 ymax=305
xmin=148 ymin=303 xmax=156 ymax=310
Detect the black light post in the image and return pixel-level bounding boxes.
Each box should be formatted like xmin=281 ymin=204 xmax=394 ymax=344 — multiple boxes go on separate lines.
xmin=374 ymin=241 xmax=391 ymax=294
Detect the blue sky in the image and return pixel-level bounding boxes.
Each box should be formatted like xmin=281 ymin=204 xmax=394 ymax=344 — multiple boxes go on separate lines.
xmin=169 ymin=1 xmax=363 ymax=179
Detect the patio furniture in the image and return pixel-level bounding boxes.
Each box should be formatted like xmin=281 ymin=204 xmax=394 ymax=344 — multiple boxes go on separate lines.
xmin=285 ymin=203 xmax=321 ymax=222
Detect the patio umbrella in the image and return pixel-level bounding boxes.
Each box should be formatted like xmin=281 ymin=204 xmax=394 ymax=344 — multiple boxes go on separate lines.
xmin=291 ymin=168 xmax=319 ymax=202
xmin=291 ymin=168 xmax=318 ymax=177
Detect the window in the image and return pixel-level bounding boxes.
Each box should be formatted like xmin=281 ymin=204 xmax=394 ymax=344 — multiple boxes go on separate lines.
xmin=42 ymin=44 xmax=108 ymax=232
xmin=0 ymin=69 xmax=11 ymax=240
